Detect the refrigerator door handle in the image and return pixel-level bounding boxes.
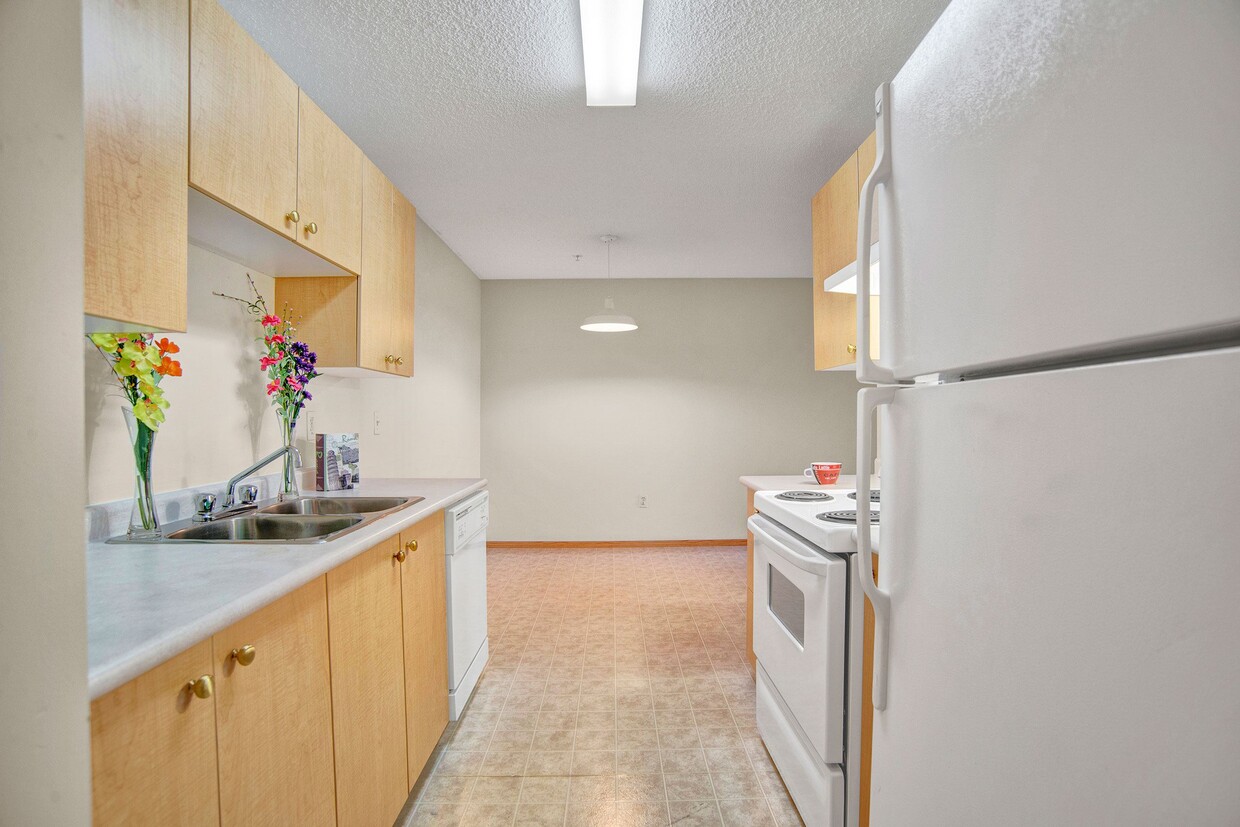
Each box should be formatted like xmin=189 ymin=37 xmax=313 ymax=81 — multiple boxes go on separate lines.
xmin=856 ymin=82 xmax=899 ymax=386
xmin=855 ymin=385 xmax=895 ymax=710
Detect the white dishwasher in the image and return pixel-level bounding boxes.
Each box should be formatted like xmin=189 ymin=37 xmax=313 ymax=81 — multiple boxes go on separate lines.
xmin=445 ymin=490 xmax=489 ymax=720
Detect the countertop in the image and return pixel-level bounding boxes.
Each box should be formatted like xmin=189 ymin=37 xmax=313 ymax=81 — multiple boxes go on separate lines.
xmin=740 ymin=474 xmax=864 ymax=492
xmin=87 ymin=477 xmax=485 ymax=700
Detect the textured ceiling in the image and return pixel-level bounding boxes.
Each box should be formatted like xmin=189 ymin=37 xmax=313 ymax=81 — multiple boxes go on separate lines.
xmin=219 ymin=0 xmax=949 ymax=279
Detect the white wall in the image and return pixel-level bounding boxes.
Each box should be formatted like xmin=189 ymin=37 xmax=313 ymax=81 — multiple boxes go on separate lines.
xmin=0 ymin=0 xmax=92 ymax=820
xmin=482 ymin=279 xmax=861 ymax=541
xmin=86 ymin=218 xmax=481 ymax=505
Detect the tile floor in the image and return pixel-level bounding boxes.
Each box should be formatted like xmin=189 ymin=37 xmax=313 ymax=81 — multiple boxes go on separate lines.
xmin=406 ymin=546 xmax=804 ymax=826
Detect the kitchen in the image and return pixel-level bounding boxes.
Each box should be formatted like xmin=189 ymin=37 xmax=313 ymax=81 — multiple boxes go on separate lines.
xmin=3 ymin=0 xmax=1239 ymax=826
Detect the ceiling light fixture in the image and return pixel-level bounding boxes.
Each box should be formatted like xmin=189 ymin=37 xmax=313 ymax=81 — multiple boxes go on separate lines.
xmin=579 ymin=0 xmax=644 ymax=106
xmin=581 ymin=235 xmax=638 ymax=332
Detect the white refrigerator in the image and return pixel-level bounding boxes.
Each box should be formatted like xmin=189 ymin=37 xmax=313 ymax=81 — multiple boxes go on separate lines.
xmin=850 ymin=0 xmax=1240 ymax=824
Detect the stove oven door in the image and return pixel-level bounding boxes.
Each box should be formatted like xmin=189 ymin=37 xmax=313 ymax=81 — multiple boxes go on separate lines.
xmin=749 ymin=513 xmax=849 ymax=765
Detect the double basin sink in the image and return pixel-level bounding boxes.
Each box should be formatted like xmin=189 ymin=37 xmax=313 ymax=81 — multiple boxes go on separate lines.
xmin=138 ymin=496 xmax=423 ymax=544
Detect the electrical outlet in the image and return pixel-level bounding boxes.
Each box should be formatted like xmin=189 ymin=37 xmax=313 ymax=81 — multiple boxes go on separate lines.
xmin=373 ymin=410 xmax=381 ymax=436
xmin=305 ymin=409 xmax=316 ymax=435
xmin=639 ymin=495 xmax=648 ymax=509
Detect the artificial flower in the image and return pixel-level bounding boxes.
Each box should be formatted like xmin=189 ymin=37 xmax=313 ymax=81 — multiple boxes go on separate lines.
xmin=88 ymin=332 xmax=182 ymax=432
xmin=156 ymin=356 xmax=182 ymax=377
xmin=156 ymin=337 xmax=180 ymax=356
xmin=261 ymin=314 xmax=282 ymax=328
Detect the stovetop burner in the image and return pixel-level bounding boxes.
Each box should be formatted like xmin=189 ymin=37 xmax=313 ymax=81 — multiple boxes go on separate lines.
xmin=847 ymin=491 xmax=881 ymax=503
xmin=776 ymin=490 xmax=834 ymax=502
xmin=816 ymin=510 xmax=880 ymax=524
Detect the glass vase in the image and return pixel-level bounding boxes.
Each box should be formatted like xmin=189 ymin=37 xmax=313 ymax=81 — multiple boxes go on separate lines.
xmin=122 ymin=407 xmax=160 ymax=540
xmin=277 ymin=408 xmax=299 ymax=501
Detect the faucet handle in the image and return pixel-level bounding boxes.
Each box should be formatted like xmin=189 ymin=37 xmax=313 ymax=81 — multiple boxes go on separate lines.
xmin=237 ymin=484 xmax=259 ymax=505
xmin=193 ymin=493 xmax=217 ymax=521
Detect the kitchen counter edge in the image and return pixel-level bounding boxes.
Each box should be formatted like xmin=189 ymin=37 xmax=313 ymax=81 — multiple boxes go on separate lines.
xmin=87 ymin=478 xmax=486 ymax=699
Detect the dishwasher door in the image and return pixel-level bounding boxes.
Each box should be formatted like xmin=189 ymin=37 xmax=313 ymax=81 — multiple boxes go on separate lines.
xmin=446 ymin=491 xmax=489 ymax=720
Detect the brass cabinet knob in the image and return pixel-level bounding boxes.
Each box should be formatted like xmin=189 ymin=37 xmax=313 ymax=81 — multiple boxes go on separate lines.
xmin=405 ymin=540 xmax=418 ymax=553
xmin=384 ymin=354 xmax=395 ymax=365
xmin=230 ymin=645 xmax=257 ymax=667
xmin=394 ymin=356 xmax=405 ymax=366
xmin=285 ymin=210 xmax=299 ymax=224
xmin=393 ymin=548 xmax=408 ymax=563
xmin=847 ymin=343 xmax=858 ymax=355
xmin=187 ymin=675 xmax=214 ymax=699
xmin=305 ymin=221 xmax=318 ymax=235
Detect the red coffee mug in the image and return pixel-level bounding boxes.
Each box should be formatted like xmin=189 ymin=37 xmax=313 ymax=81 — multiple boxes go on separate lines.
xmin=803 ymin=462 xmax=842 ymax=485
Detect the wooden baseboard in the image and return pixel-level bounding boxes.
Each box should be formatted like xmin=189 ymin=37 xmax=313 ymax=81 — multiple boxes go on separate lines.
xmin=487 ymin=539 xmax=747 ymax=549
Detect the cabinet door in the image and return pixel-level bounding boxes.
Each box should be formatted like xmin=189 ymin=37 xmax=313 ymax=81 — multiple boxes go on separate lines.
xmin=297 ymin=91 xmax=363 ymax=274
xmin=90 ymin=640 xmax=218 ymax=827
xmin=189 ymin=0 xmax=298 ymax=238
xmin=401 ymin=513 xmax=449 ymax=787
xmin=327 ymin=535 xmax=410 ymax=826
xmin=360 ymin=157 xmax=416 ymax=376
xmin=214 ymin=578 xmax=336 ymax=826
xmin=811 ymin=151 xmax=859 ymax=370
xmin=84 ymin=0 xmax=188 ymax=332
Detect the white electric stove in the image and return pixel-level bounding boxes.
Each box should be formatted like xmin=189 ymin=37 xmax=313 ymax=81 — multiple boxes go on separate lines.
xmin=748 ymin=486 xmax=880 ymax=827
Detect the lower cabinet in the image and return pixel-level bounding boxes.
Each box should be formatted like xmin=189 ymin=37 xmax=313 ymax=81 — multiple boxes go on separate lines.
xmin=327 ymin=535 xmax=410 ymax=826
xmin=401 ymin=513 xmax=449 ymax=788
xmin=213 ymin=578 xmax=336 ymax=826
xmin=90 ymin=510 xmax=452 ymax=827
xmin=90 ymin=640 xmax=219 ymax=826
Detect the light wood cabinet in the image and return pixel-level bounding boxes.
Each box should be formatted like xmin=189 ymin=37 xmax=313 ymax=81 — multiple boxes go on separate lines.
xmin=401 ymin=513 xmax=449 ymax=786
xmin=189 ymin=0 xmax=299 ymax=241
xmin=812 ymin=132 xmax=880 ymax=371
xmin=90 ymin=641 xmax=219 ymax=827
xmin=213 ymin=578 xmax=336 ymax=826
xmin=360 ymin=157 xmax=417 ymax=376
xmin=297 ymin=91 xmax=363 ymax=273
xmin=327 ymin=535 xmax=410 ymax=826
xmin=745 ymin=488 xmax=756 ymax=671
xmin=84 ymin=0 xmax=188 ymax=332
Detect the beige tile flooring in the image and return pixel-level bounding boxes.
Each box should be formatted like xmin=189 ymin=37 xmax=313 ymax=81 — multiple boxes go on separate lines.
xmin=406 ymin=546 xmax=804 ymax=827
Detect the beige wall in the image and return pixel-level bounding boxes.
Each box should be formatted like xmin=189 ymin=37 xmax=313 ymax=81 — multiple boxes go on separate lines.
xmin=482 ymin=279 xmax=861 ymax=542
xmin=86 ymin=218 xmax=481 ymax=505
xmin=0 ymin=0 xmax=92 ymax=820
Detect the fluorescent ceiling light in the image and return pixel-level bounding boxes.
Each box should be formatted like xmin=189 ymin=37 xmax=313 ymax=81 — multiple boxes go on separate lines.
xmin=580 ymin=0 xmax=644 ymax=106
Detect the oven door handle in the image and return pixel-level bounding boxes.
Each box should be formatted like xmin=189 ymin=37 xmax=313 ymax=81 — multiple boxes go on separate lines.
xmin=747 ymin=514 xmax=836 ymax=577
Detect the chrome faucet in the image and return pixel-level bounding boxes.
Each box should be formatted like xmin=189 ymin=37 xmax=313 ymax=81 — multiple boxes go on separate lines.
xmin=223 ymin=444 xmax=302 ymax=508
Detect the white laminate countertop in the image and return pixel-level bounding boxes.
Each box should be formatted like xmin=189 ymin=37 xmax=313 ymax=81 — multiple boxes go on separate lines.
xmin=740 ymin=474 xmax=863 ymax=492
xmin=87 ymin=477 xmax=485 ymax=700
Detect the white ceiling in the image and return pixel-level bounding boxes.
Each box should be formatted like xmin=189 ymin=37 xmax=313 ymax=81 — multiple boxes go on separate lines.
xmin=220 ymin=0 xmax=948 ymax=279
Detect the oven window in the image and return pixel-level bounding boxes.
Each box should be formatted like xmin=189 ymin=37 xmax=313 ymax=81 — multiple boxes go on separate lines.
xmin=768 ymin=565 xmax=805 ymax=646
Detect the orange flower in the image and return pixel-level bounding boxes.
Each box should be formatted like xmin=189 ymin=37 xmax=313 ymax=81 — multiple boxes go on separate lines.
xmin=156 ymin=356 xmax=182 ymax=377
xmin=156 ymin=337 xmax=180 ymax=356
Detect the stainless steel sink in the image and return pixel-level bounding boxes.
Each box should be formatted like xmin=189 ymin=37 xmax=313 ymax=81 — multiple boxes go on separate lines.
xmin=162 ymin=514 xmax=364 ymax=543
xmin=258 ymin=496 xmax=420 ymax=516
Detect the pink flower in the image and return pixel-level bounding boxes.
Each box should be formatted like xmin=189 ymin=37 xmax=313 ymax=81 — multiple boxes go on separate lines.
xmin=259 ymin=356 xmax=277 ymax=370
xmin=265 ymin=334 xmax=286 ymax=345
xmin=265 ymin=381 xmax=279 ymax=396
xmin=287 ymin=378 xmax=303 ymax=391
xmin=261 ymin=314 xmax=282 ymax=328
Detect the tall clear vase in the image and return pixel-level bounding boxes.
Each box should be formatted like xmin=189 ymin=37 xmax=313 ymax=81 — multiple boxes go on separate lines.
xmin=277 ymin=409 xmax=300 ymax=501
xmin=122 ymin=407 xmax=160 ymax=540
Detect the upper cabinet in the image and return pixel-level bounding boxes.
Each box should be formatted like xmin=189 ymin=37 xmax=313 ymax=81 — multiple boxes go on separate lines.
xmin=189 ymin=0 xmax=299 ymax=241
xmin=84 ymin=0 xmax=189 ymax=332
xmin=297 ymin=91 xmax=363 ymax=273
xmin=812 ymin=132 xmax=880 ymax=371
xmin=360 ymin=157 xmax=416 ymax=376
xmin=190 ymin=0 xmax=363 ymax=274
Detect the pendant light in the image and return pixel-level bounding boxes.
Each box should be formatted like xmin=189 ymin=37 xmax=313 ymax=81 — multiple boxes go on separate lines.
xmin=581 ymin=235 xmax=638 ymax=332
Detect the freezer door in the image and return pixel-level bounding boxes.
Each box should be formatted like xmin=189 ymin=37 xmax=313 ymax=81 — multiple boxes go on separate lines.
xmin=868 ymin=347 xmax=1240 ymax=825
xmin=873 ymin=0 xmax=1240 ymax=380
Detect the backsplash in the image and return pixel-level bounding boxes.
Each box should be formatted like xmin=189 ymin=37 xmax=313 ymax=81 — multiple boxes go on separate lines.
xmin=86 ymin=220 xmax=483 ymax=512
xmin=84 ymin=473 xmax=281 ymax=542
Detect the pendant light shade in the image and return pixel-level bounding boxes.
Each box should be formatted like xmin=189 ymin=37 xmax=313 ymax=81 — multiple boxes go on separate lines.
xmin=581 ymin=235 xmax=638 ymax=332
xmin=581 ymin=297 xmax=638 ymax=332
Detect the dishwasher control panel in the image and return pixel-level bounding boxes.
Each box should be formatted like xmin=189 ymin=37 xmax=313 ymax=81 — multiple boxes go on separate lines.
xmin=448 ymin=491 xmax=488 ymax=547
